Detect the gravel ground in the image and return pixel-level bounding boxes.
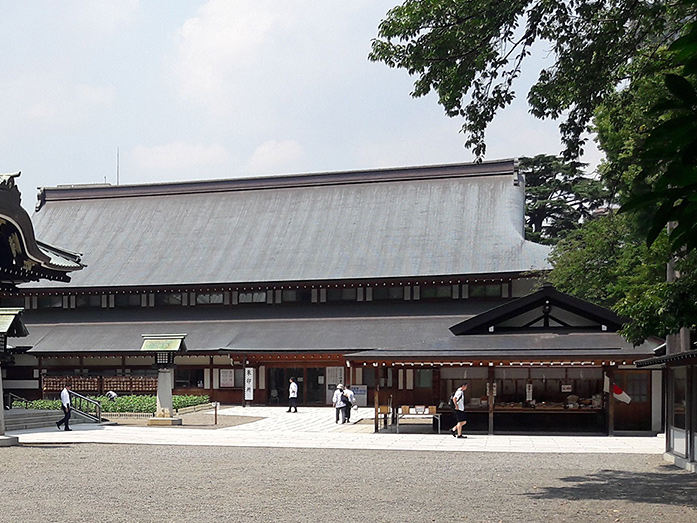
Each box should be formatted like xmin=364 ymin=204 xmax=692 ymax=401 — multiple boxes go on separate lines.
xmin=1 ymin=444 xmax=695 ymax=523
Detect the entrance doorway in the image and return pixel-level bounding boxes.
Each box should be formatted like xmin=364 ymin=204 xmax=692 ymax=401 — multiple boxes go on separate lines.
xmin=614 ymin=370 xmax=651 ymax=431
xmin=267 ymin=367 xmax=326 ymax=405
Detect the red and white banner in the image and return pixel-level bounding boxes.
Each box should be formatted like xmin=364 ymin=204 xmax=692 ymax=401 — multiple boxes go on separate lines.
xmin=603 ymin=375 xmax=632 ymax=404
xmin=612 ymin=383 xmax=631 ymax=404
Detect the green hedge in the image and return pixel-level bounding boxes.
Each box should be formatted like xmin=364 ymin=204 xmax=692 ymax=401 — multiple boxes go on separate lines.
xmin=13 ymin=394 xmax=210 ymax=413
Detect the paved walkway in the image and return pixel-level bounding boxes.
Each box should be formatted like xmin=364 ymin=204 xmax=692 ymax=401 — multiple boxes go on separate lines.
xmin=7 ymin=406 xmax=665 ymax=454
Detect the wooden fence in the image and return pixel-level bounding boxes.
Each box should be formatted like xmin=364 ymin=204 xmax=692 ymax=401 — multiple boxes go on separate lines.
xmin=42 ymin=375 xmax=158 ymax=396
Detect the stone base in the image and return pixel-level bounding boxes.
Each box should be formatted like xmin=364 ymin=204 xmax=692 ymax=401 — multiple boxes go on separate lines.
xmin=0 ymin=434 xmax=19 ymax=447
xmin=147 ymin=417 xmax=183 ymax=426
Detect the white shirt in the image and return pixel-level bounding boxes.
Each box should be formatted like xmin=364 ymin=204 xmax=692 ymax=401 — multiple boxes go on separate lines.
xmin=60 ymin=388 xmax=71 ymax=408
xmin=453 ymin=388 xmax=465 ymax=411
xmin=344 ymin=388 xmax=356 ymax=405
xmin=333 ymin=388 xmax=345 ymax=408
xmin=289 ymin=381 xmax=298 ymax=398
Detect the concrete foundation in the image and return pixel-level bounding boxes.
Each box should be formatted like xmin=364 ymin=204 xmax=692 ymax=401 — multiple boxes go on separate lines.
xmin=0 ymin=434 xmax=19 ymax=446
xmin=147 ymin=417 xmax=183 ymax=426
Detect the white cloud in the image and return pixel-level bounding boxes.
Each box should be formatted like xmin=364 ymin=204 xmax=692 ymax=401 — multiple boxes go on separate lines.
xmin=247 ymin=140 xmax=305 ymax=175
xmin=129 ymin=142 xmax=229 ymax=172
xmin=0 ymin=70 xmax=116 ymax=131
xmin=173 ymin=1 xmax=282 ymax=113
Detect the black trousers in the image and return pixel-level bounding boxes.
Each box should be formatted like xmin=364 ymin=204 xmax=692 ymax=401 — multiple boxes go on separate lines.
xmin=344 ymin=404 xmax=352 ymax=421
xmin=288 ymin=397 xmax=297 ymax=411
xmin=58 ymin=405 xmax=71 ymax=430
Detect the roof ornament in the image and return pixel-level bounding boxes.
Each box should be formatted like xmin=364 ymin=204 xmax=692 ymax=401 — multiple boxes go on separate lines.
xmin=0 ymin=172 xmax=21 ymax=205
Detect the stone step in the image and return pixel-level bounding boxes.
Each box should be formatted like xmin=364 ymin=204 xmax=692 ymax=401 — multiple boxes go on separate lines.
xmin=4 ymin=410 xmax=93 ymax=431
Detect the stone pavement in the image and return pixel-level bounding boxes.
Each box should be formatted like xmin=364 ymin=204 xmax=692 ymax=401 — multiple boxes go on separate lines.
xmin=7 ymin=405 xmax=665 ymax=454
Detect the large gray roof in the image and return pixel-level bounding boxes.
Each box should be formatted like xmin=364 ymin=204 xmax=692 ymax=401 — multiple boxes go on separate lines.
xmin=26 ymin=160 xmax=550 ymax=289
xmin=20 ymin=302 xmax=491 ymax=354
xmin=20 ymin=302 xmax=659 ymax=360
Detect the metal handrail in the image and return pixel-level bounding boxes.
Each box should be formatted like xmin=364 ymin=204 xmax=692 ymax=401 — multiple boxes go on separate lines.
xmin=7 ymin=392 xmax=30 ymax=409
xmin=68 ymin=390 xmax=102 ymax=423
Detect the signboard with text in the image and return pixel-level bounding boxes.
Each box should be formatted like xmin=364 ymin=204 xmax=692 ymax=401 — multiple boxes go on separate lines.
xmin=220 ymin=369 xmax=234 ymax=388
xmin=244 ymin=368 xmax=254 ymax=401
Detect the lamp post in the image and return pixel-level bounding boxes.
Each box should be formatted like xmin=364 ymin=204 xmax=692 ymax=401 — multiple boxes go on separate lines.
xmin=140 ymin=334 xmax=187 ymax=426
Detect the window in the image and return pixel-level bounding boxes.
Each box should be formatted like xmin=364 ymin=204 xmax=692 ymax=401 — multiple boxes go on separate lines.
xmin=196 ymin=292 xmax=224 ymax=305
xmin=155 ymin=293 xmax=183 ymax=307
xmin=327 ymin=288 xmax=357 ymax=301
xmin=415 ymin=369 xmax=433 ymax=388
xmin=420 ymin=285 xmax=452 ymax=299
xmin=363 ymin=367 xmax=393 ymax=388
xmin=76 ymin=295 xmax=102 ymax=308
xmin=281 ymin=289 xmax=312 ymax=303
xmin=469 ymin=283 xmax=502 ymax=298
xmin=114 ymin=294 xmax=141 ymax=308
xmin=668 ymin=367 xmax=688 ymax=457
xmin=0 ymin=296 xmax=24 ymax=307
xmin=624 ymin=373 xmax=649 ymax=403
xmin=38 ymin=296 xmax=63 ymax=309
xmin=239 ymin=291 xmax=267 ymax=303
xmin=174 ymin=369 xmax=205 ymax=388
xmin=373 ymin=286 xmax=404 ymax=301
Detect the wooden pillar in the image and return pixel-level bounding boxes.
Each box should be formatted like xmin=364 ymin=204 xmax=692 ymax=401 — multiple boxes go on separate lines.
xmin=488 ymin=366 xmax=495 ymax=435
xmin=38 ymin=356 xmax=44 ymax=399
xmin=607 ymin=367 xmax=615 ymax=436
xmin=374 ymin=387 xmax=379 ymax=434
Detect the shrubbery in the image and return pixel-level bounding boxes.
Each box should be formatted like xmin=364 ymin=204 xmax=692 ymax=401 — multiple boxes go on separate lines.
xmin=13 ymin=394 xmax=210 ymax=413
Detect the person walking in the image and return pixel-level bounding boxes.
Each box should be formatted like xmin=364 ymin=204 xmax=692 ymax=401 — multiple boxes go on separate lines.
xmin=332 ymin=384 xmax=346 ymax=424
xmin=56 ymin=383 xmax=72 ymax=431
xmin=287 ymin=377 xmax=298 ymax=413
xmin=343 ymin=384 xmax=356 ymax=423
xmin=450 ymin=382 xmax=468 ymax=439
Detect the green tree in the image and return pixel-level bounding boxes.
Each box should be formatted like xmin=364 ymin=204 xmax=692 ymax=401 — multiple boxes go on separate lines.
xmin=521 ymin=155 xmax=606 ymax=245
xmin=615 ymin=253 xmax=697 ymax=344
xmin=548 ymin=212 xmax=669 ymax=310
xmin=621 ymin=17 xmax=697 ymax=254
xmin=369 ymin=0 xmax=694 ymax=159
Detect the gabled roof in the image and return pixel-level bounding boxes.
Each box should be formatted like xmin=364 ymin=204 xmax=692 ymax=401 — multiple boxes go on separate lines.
xmin=449 ymin=285 xmax=626 ymax=335
xmin=24 ymin=159 xmax=550 ymax=289
xmin=0 ymin=308 xmax=28 ymax=338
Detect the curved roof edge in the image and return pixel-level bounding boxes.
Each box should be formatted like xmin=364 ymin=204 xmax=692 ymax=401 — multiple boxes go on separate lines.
xmin=0 ymin=173 xmax=85 ymax=284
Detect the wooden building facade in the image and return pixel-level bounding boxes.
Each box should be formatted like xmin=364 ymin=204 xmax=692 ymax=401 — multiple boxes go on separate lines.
xmin=1 ymin=160 xmax=662 ymax=433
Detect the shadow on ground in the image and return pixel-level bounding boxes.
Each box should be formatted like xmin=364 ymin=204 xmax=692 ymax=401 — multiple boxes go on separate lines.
xmin=525 ymin=466 xmax=697 ymax=507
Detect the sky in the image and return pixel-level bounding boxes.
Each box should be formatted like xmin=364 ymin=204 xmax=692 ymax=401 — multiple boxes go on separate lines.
xmin=0 ymin=1 xmax=602 ymax=213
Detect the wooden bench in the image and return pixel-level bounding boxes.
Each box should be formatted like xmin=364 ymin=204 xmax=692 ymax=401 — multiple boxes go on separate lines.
xmin=396 ymin=405 xmax=442 ymax=434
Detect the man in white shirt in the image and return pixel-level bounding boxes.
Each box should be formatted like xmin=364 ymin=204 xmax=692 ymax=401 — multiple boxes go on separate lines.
xmin=450 ymin=383 xmax=468 ymax=439
xmin=287 ymin=377 xmax=298 ymax=413
xmin=332 ymin=384 xmax=346 ymax=424
xmin=56 ymin=383 xmax=72 ymax=431
xmin=343 ymin=384 xmax=356 ymax=423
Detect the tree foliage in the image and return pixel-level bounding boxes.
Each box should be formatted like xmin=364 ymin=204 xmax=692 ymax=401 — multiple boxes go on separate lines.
xmin=370 ymin=0 xmax=694 ymax=159
xmin=548 ymin=212 xmax=669 ymax=311
xmin=615 ymin=253 xmax=697 ymax=344
xmin=621 ymin=15 xmax=697 ymax=254
xmin=521 ymin=155 xmax=606 ymax=245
